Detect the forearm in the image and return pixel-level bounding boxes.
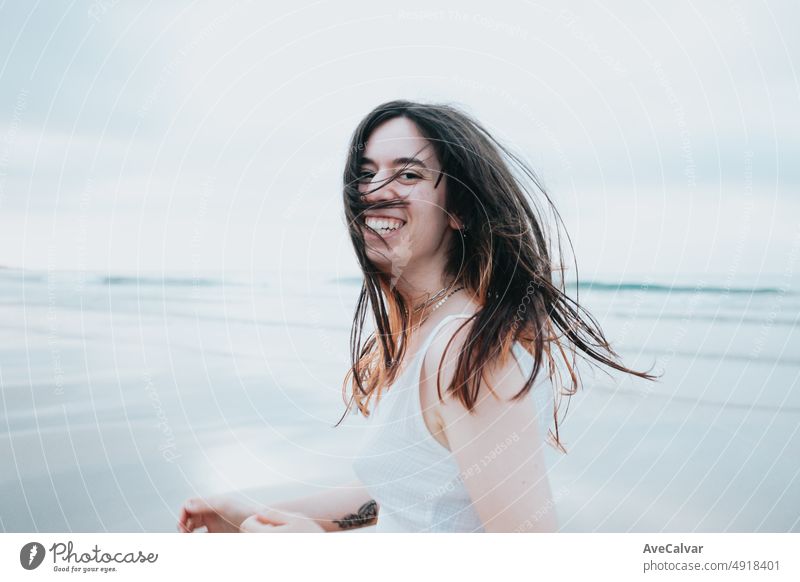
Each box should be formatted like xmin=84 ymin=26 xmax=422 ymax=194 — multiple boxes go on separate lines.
xmin=267 ymin=480 xmax=378 ymax=532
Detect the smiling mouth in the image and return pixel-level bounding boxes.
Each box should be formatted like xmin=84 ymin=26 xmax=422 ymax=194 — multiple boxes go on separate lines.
xmin=364 ymin=216 xmax=407 ymax=237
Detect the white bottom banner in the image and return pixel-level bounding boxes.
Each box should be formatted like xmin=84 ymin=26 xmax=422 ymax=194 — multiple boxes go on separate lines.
xmin=1 ymin=533 xmax=797 ymax=581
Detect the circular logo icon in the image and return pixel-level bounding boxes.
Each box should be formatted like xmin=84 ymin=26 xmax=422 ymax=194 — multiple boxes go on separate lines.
xmin=20 ymin=542 xmax=46 ymax=570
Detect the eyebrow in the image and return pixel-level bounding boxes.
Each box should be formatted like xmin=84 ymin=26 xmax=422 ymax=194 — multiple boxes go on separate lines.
xmin=360 ymin=156 xmax=429 ymax=169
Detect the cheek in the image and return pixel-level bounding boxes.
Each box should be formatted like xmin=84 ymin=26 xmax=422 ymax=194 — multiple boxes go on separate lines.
xmin=416 ymin=203 xmax=451 ymax=234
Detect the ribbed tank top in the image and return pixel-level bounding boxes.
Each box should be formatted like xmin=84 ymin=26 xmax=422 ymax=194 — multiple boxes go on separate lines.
xmin=352 ymin=313 xmax=554 ymax=532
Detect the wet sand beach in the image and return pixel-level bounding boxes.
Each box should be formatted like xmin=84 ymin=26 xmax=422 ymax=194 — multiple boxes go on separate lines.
xmin=1 ymin=268 xmax=798 ymax=532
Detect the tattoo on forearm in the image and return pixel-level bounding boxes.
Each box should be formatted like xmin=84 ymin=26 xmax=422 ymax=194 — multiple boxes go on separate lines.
xmin=333 ymin=499 xmax=378 ymax=530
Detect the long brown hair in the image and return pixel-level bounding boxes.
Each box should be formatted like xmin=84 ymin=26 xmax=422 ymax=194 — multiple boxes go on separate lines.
xmin=336 ymin=99 xmax=659 ymax=452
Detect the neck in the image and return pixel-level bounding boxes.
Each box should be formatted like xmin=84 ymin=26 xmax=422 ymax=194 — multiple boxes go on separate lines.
xmin=391 ymin=268 xmax=459 ymax=326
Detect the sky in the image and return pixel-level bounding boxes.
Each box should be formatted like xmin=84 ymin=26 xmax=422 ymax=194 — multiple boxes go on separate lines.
xmin=0 ymin=0 xmax=798 ymax=284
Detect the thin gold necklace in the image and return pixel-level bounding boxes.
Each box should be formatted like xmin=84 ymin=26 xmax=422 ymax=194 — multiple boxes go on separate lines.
xmin=412 ymin=284 xmax=464 ymax=325
xmin=412 ymin=283 xmax=461 ymax=312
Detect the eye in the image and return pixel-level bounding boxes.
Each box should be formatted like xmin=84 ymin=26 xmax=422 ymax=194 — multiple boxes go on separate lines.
xmin=357 ymin=171 xmax=375 ymax=184
xmin=399 ymin=172 xmax=422 ymax=181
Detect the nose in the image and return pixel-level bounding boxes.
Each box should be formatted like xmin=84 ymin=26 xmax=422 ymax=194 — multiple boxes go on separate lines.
xmin=360 ymin=169 xmax=402 ymax=202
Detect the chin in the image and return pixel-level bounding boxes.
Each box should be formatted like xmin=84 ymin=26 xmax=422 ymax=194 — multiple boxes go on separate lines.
xmin=361 ymin=226 xmax=414 ymax=276
xmin=364 ymin=250 xmax=392 ymax=270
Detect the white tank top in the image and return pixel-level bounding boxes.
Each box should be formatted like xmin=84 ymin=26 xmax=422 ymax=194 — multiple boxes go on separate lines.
xmin=352 ymin=312 xmax=554 ymax=532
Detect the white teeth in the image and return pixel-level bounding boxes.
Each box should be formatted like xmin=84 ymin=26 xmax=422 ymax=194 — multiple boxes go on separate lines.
xmin=365 ymin=217 xmax=405 ymax=231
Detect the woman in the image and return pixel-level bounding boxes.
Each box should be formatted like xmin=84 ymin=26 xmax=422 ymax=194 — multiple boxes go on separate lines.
xmin=178 ymin=100 xmax=657 ymax=533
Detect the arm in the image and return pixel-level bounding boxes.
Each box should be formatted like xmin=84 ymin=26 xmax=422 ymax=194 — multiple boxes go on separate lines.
xmin=422 ymin=324 xmax=557 ymax=533
xmin=266 ymin=479 xmax=379 ymax=532
xmin=179 ymin=479 xmax=378 ymax=533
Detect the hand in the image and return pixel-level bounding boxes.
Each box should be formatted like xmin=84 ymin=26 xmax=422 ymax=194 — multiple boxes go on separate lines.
xmin=178 ymin=494 xmax=262 ymax=533
xmin=239 ymin=509 xmax=325 ymax=533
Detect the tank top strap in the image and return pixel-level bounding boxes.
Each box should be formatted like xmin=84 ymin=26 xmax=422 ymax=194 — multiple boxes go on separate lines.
xmin=398 ymin=312 xmax=475 ymax=455
xmin=410 ymin=312 xmax=475 ymax=372
xmin=411 ymin=314 xmax=540 ymax=384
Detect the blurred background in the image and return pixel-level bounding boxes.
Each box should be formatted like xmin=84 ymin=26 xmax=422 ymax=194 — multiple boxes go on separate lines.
xmin=0 ymin=0 xmax=797 ymax=532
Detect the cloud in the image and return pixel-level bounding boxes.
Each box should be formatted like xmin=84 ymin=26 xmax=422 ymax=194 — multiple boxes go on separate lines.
xmin=0 ymin=0 xmax=797 ymax=272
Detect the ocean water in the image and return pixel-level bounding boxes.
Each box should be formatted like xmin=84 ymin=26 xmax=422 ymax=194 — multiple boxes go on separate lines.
xmin=0 ymin=267 xmax=797 ymax=532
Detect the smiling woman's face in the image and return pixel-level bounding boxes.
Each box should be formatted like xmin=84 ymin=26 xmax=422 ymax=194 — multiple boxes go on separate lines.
xmin=358 ymin=117 xmax=461 ymax=277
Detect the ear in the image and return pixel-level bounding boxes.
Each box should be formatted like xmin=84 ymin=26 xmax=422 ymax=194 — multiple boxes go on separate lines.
xmin=448 ymin=213 xmax=465 ymax=230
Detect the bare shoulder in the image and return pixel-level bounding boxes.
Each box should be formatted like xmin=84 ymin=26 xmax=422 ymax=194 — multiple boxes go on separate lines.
xmin=421 ymin=306 xmax=530 ymax=411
